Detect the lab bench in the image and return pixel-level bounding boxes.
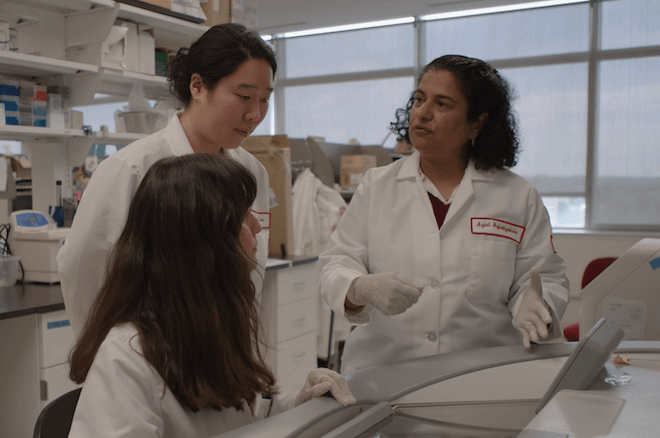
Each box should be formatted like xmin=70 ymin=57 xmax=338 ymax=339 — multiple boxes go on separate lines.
xmin=0 ymin=256 xmax=319 ymax=438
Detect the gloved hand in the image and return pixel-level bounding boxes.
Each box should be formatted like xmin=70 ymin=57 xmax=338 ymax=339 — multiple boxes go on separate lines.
xmin=347 ymin=272 xmax=424 ymax=316
xmin=513 ymin=267 xmax=553 ymax=349
xmin=295 ymin=368 xmax=357 ymax=407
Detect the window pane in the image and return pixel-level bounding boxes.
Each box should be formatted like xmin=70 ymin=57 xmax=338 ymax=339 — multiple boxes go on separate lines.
xmin=425 ymin=4 xmax=589 ymax=62
xmin=594 ymin=57 xmax=660 ymax=228
xmin=252 ymin=107 xmax=273 ymax=136
xmin=601 ymin=0 xmax=660 ymax=50
xmin=283 ymin=77 xmax=414 ymax=146
xmin=543 ymin=196 xmax=586 ymax=229
xmin=285 ymin=25 xmax=414 ymax=78
xmin=501 ymin=63 xmax=588 ymax=195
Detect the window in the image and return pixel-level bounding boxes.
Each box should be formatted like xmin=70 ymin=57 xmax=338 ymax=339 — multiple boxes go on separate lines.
xmin=285 ymin=25 xmax=414 ymax=78
xmin=282 ymin=77 xmax=414 ymax=146
xmin=601 ymin=0 xmax=660 ymax=50
xmin=272 ymin=24 xmax=415 ymax=147
xmin=501 ymin=63 xmax=588 ymax=196
xmin=425 ymin=4 xmax=589 ymax=61
xmin=594 ymin=56 xmax=660 ymax=228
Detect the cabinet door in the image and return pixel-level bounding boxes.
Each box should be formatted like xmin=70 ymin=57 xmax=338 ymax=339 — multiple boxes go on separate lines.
xmin=39 ymin=309 xmax=75 ymax=368
xmin=40 ymin=363 xmax=82 ymax=409
xmin=0 ymin=314 xmax=41 ymax=438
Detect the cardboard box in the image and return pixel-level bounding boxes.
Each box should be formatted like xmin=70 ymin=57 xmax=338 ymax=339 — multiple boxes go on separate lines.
xmin=9 ymin=156 xmax=31 ymax=180
xmin=140 ymin=0 xmax=172 ymax=8
xmin=200 ymin=0 xmax=257 ymax=28
xmin=340 ymin=155 xmax=376 ymax=189
xmin=242 ymin=135 xmax=294 ymax=258
xmin=200 ymin=0 xmax=230 ymax=26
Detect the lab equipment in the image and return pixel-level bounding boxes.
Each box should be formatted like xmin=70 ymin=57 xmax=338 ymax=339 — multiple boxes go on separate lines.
xmin=212 ymin=320 xmax=660 ymax=438
xmin=535 ymin=318 xmax=624 ymax=413
xmin=581 ymin=238 xmax=660 ymax=340
xmin=8 ymin=210 xmax=69 ymax=283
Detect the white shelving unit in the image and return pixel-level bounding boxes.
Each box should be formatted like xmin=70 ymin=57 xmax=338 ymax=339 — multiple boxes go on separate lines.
xmin=0 ymin=3 xmax=208 ymax=435
xmin=0 ymin=0 xmax=207 ymax=218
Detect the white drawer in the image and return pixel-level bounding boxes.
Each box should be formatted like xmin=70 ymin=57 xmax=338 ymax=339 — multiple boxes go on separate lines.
xmin=276 ymin=262 xmax=318 ymax=306
xmin=276 ymin=297 xmax=316 ymax=343
xmin=275 ymin=366 xmax=316 ymax=394
xmin=39 ymin=310 xmax=75 ymax=368
xmin=274 ymin=331 xmax=317 ymax=380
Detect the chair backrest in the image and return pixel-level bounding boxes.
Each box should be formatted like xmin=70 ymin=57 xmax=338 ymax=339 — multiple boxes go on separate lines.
xmin=33 ymin=387 xmax=82 ymax=438
xmin=581 ymin=257 xmax=618 ymax=289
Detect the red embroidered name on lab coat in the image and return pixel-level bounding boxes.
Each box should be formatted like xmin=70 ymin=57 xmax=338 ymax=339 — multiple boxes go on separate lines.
xmin=471 ymin=218 xmax=525 ymax=244
xmin=251 ymin=210 xmax=271 ymax=229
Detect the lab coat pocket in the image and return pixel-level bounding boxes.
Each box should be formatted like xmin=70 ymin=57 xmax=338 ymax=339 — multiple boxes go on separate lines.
xmin=467 ymin=237 xmax=516 ymax=307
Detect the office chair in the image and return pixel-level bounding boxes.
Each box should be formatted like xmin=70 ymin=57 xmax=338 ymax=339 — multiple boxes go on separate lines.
xmin=563 ymin=257 xmax=618 ymax=341
xmin=33 ymin=387 xmax=82 ymax=438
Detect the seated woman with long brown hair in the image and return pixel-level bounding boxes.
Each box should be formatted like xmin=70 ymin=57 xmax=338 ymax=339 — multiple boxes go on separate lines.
xmin=67 ymin=153 xmax=355 ymax=437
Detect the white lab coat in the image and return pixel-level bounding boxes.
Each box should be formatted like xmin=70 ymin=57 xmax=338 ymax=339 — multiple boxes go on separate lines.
xmin=57 ymin=114 xmax=270 ymax=335
xmin=68 ymin=323 xmax=294 ymax=438
xmin=319 ymin=150 xmax=569 ymax=373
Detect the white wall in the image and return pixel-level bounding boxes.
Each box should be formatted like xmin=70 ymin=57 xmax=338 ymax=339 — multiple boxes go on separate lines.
xmin=553 ymin=231 xmax=660 ymax=327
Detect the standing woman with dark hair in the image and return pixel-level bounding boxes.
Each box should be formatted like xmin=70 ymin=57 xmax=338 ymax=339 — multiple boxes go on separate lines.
xmin=319 ymin=55 xmax=570 ymax=373
xmin=58 ymin=24 xmax=277 ymax=334
xmin=68 ymin=154 xmax=354 ymax=438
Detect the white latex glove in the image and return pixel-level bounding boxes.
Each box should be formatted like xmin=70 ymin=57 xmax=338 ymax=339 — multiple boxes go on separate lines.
xmin=347 ymin=272 xmax=424 ymax=316
xmin=295 ymin=368 xmax=357 ymax=407
xmin=513 ymin=267 xmax=553 ymax=349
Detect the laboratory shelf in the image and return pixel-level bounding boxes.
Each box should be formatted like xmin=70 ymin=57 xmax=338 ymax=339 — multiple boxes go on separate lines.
xmin=116 ymin=2 xmax=207 ymax=48
xmin=0 ymin=125 xmax=87 ymax=142
xmin=0 ymin=51 xmax=98 ymax=78
xmin=93 ymin=131 xmax=145 ymax=146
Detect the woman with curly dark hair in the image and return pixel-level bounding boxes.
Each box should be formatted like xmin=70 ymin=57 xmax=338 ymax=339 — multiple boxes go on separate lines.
xmin=319 ymin=55 xmax=569 ymax=373
xmin=68 ymin=154 xmax=355 ymax=438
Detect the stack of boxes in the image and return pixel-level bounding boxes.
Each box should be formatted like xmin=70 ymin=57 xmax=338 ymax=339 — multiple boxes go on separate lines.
xmin=33 ymin=84 xmax=48 ymax=128
xmin=0 ymin=78 xmax=69 ymax=128
xmin=200 ymin=0 xmax=258 ymax=28
xmin=0 ymin=77 xmax=20 ymax=125
xmin=17 ymin=82 xmax=48 ymax=128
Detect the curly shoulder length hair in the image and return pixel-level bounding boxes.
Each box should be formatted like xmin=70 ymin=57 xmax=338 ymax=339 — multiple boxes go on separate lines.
xmin=69 ymin=153 xmax=275 ymax=412
xmin=390 ymin=54 xmax=520 ymax=170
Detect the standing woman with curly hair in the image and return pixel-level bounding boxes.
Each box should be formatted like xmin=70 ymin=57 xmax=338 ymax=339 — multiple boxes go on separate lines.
xmin=68 ymin=154 xmax=354 ymax=438
xmin=319 ymin=55 xmax=569 ymax=373
xmin=58 ymin=24 xmax=276 ymax=335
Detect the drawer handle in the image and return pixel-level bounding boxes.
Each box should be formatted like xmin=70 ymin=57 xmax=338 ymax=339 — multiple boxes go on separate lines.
xmin=292 ymin=281 xmax=305 ymax=290
xmin=292 ymin=316 xmax=306 ymax=324
xmin=292 ymin=351 xmax=306 ymax=360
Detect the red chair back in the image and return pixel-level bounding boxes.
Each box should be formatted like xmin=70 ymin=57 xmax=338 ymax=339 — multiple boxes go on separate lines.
xmin=581 ymin=257 xmax=618 ymax=289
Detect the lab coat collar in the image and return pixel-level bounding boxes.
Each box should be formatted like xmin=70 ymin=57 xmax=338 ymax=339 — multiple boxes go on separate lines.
xmin=397 ymin=150 xmax=422 ymax=181
xmin=397 ymin=150 xmax=494 ymax=183
xmin=165 ymin=113 xmax=195 ymax=157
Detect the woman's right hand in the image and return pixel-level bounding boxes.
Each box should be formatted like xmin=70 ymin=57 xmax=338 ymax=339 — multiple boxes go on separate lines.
xmin=346 ymin=272 xmax=423 ymax=316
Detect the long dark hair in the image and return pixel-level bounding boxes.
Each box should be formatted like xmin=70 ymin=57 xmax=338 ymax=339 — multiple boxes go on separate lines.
xmin=168 ymin=23 xmax=277 ymax=106
xmin=69 ymin=153 xmax=275 ymax=412
xmin=391 ymin=54 xmax=520 ymax=170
